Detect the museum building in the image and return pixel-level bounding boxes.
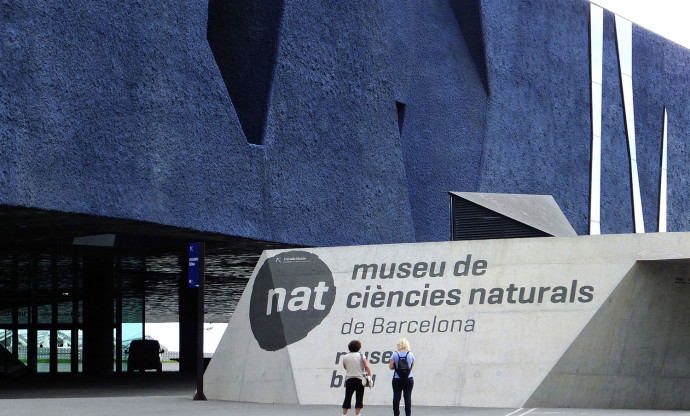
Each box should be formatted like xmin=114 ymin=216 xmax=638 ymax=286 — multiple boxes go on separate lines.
xmin=0 ymin=0 xmax=689 ymax=388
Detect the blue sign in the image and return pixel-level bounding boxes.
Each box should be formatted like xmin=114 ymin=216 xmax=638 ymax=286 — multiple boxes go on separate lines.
xmin=188 ymin=242 xmax=200 ymax=288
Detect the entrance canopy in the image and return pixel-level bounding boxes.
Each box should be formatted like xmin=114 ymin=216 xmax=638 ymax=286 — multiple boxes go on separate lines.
xmin=0 ymin=205 xmax=289 ymax=379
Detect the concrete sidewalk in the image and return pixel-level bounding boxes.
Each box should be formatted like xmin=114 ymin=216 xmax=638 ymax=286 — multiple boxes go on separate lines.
xmin=3 ymin=397 xmax=689 ymax=416
xmin=2 ymin=394 xmax=689 ymax=416
xmin=0 ymin=374 xmax=687 ymax=416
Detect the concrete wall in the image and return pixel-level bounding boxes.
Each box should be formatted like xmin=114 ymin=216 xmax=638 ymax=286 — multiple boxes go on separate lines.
xmin=526 ymin=260 xmax=690 ymax=409
xmin=1 ymin=0 xmax=690 ymax=246
xmin=204 ymin=232 xmax=690 ymax=409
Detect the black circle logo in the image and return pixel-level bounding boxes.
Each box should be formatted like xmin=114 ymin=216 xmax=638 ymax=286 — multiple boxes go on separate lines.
xmin=249 ymin=251 xmax=336 ymax=351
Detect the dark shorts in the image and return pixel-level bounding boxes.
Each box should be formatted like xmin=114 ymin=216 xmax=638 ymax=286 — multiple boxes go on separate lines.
xmin=342 ymin=377 xmax=365 ymax=409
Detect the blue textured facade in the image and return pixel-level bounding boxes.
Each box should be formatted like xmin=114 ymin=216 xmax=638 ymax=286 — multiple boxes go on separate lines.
xmin=1 ymin=0 xmax=689 ymax=246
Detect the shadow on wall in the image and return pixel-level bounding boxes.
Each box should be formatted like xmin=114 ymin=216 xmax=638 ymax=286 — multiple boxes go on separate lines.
xmin=526 ymin=260 xmax=690 ymax=409
xmin=207 ymin=0 xmax=285 ymax=145
xmin=448 ymin=0 xmax=489 ymax=93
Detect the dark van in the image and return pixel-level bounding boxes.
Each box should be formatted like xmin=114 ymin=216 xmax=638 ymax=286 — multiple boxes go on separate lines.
xmin=127 ymin=339 xmax=163 ymax=372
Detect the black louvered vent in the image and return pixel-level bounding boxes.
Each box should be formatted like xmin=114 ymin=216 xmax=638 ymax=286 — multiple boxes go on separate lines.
xmin=450 ymin=195 xmax=550 ymax=241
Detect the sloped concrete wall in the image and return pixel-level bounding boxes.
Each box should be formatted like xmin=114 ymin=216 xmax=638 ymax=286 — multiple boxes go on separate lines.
xmin=526 ymin=260 xmax=690 ymax=409
xmin=204 ymin=254 xmax=300 ymax=403
xmin=205 ymin=232 xmax=690 ymax=408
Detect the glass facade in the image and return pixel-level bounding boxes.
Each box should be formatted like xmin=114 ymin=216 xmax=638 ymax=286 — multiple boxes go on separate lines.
xmin=0 ymin=249 xmax=147 ymax=376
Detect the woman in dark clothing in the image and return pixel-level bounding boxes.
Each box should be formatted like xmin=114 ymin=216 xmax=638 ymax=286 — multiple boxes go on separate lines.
xmin=342 ymin=339 xmax=371 ymax=416
xmin=389 ymin=337 xmax=414 ymax=416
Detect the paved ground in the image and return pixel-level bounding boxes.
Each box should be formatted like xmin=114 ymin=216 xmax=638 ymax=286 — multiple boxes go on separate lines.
xmin=3 ymin=397 xmax=690 ymax=416
xmin=1 ymin=375 xmax=688 ymax=416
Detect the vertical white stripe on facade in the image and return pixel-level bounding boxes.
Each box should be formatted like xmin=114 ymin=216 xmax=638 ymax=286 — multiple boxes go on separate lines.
xmin=616 ymin=16 xmax=645 ymax=233
xmin=589 ymin=4 xmax=604 ymax=235
xmin=659 ymin=107 xmax=668 ymax=232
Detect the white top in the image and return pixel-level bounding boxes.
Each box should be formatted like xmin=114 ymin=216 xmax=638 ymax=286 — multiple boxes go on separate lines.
xmin=342 ymin=352 xmax=365 ymax=380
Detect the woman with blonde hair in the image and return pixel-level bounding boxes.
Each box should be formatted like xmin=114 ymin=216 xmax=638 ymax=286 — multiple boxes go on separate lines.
xmin=389 ymin=337 xmax=414 ymax=416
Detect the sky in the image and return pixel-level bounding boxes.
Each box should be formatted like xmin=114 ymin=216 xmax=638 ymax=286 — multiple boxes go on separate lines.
xmin=146 ymin=322 xmax=226 ymax=354
xmin=148 ymin=1 xmax=690 ymax=355
xmin=591 ymin=0 xmax=690 ymax=49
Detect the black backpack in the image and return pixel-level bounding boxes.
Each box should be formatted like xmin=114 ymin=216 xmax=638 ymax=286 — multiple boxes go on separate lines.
xmin=395 ymin=352 xmax=411 ymax=378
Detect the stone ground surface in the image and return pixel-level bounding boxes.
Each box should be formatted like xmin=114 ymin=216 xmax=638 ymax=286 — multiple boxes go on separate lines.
xmin=0 ymin=374 xmax=687 ymax=416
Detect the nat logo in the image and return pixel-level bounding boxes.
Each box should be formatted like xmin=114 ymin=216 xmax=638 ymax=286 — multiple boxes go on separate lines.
xmin=249 ymin=251 xmax=336 ymax=351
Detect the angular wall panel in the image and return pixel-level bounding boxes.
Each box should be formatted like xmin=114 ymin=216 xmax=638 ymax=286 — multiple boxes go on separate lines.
xmin=205 ymin=232 xmax=690 ymax=409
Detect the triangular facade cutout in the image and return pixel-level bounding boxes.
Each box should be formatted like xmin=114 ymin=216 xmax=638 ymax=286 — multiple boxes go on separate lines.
xmin=449 ymin=192 xmax=577 ymax=240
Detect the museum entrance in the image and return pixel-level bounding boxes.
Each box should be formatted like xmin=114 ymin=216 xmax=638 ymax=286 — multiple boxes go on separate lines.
xmin=0 ymin=249 xmax=147 ymax=376
xmin=0 ymin=206 xmax=290 ymax=394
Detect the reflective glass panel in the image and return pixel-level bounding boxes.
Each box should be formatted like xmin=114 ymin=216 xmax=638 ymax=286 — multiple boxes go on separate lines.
xmin=16 ymin=307 xmax=29 ymax=325
xmin=18 ymin=329 xmax=27 ymax=367
xmin=0 ymin=308 xmax=11 ymax=325
xmin=37 ymin=304 xmax=52 ymax=324
xmin=57 ymin=301 xmax=74 ymax=324
xmin=36 ymin=330 xmax=50 ymax=373
xmin=56 ymin=329 xmax=73 ymax=372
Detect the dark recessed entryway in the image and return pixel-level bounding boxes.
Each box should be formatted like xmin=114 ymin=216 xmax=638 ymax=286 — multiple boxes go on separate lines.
xmin=0 ymin=205 xmax=293 ymax=382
